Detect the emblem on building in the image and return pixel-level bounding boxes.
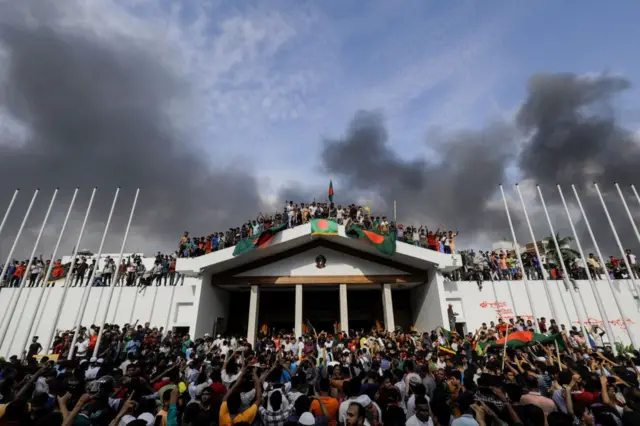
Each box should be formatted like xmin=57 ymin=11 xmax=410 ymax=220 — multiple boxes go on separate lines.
xmin=315 ymin=254 xmax=327 ymax=269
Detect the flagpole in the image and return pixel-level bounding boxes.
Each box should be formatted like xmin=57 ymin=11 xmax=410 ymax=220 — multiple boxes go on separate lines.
xmin=593 ymin=183 xmax=640 ymax=297
xmin=572 ymin=185 xmax=635 ymax=348
xmin=501 ymin=324 xmax=510 ymax=371
xmin=0 ymin=188 xmax=59 ymax=359
xmin=67 ymin=188 xmax=120 ymax=360
xmin=93 ymin=189 xmax=139 ymax=358
xmin=499 ymin=185 xmax=538 ymax=330
xmin=2 ymin=189 xmax=58 ymax=357
xmin=148 ymin=284 xmax=159 ymax=324
xmin=536 ymin=185 xmax=589 ymax=337
xmin=630 ymin=184 xmax=640 ymax=209
xmin=614 ymin=183 xmax=640 ymax=257
xmin=393 ymin=200 xmax=397 ymax=224
xmin=20 ymin=188 xmax=79 ymax=357
xmin=0 ymin=189 xmax=39 ymax=334
xmin=514 ymin=184 xmax=558 ymax=321
xmin=0 ymin=189 xmax=19 ymax=247
xmin=557 ymin=185 xmax=617 ymax=350
xmin=44 ymin=187 xmax=97 ymax=354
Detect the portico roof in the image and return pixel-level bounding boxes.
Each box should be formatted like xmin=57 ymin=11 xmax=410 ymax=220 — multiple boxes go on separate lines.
xmin=176 ymin=223 xmax=462 ymax=276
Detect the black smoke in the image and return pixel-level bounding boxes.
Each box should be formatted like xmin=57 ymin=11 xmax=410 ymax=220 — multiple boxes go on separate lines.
xmin=316 ymin=74 xmax=640 ymax=254
xmin=0 ymin=3 xmax=263 ymax=258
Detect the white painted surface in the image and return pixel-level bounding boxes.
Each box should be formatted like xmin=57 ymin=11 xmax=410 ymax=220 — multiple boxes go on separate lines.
xmin=411 ymin=270 xmax=448 ymax=333
xmin=382 ymin=284 xmax=395 ymax=331
xmin=0 ymin=276 xmax=201 ymax=357
xmin=295 ymin=284 xmax=303 ymax=337
xmin=235 ymin=247 xmax=409 ymax=277
xmin=442 ymin=279 xmax=640 ymax=346
xmin=339 ymin=284 xmax=349 ymax=331
xmin=247 ymin=286 xmax=259 ymax=345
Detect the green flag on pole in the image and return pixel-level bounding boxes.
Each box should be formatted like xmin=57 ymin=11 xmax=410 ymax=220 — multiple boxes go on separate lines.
xmin=328 ymin=180 xmax=334 ymax=203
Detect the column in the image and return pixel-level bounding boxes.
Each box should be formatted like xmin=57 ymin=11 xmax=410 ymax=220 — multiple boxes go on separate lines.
xmin=247 ymin=285 xmax=260 ymax=346
xmin=339 ymin=284 xmax=349 ymax=332
xmin=382 ymin=284 xmax=395 ymax=331
xmin=295 ymin=284 xmax=303 ymax=338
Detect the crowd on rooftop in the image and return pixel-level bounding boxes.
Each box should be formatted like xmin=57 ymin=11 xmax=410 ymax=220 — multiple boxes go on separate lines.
xmin=1 ymin=306 xmax=639 ymax=426
xmin=2 ymin=202 xmax=640 ymax=290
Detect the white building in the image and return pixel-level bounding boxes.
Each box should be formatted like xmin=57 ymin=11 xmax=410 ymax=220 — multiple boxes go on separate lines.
xmin=0 ymin=223 xmax=639 ymax=357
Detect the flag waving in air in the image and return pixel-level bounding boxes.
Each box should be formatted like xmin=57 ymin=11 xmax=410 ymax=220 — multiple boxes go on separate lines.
xmin=328 ymin=180 xmax=334 ymax=203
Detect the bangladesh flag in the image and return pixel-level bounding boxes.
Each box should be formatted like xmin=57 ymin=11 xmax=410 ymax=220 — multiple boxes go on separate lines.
xmin=478 ymin=331 xmax=567 ymax=351
xmin=311 ymin=218 xmax=339 ymax=236
xmin=233 ymin=223 xmax=288 ymax=256
xmin=328 ymin=180 xmax=334 ymax=203
xmin=345 ymin=224 xmax=396 ymax=256
xmin=50 ymin=262 xmax=70 ymax=281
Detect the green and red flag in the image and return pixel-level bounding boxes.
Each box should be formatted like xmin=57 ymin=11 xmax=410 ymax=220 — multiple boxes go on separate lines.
xmin=345 ymin=224 xmax=396 ymax=256
xmin=328 ymin=180 xmax=334 ymax=203
xmin=311 ymin=218 xmax=339 ymax=236
xmin=233 ymin=222 xmax=288 ymax=256
xmin=478 ymin=331 xmax=567 ymax=351
xmin=50 ymin=262 xmax=70 ymax=281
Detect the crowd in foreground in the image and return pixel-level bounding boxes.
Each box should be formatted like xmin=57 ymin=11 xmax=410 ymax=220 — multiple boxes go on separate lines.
xmin=1 ymin=312 xmax=639 ymax=426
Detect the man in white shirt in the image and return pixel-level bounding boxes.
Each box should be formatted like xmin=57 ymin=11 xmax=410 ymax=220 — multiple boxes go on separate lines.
xmin=406 ymin=395 xmax=434 ymax=426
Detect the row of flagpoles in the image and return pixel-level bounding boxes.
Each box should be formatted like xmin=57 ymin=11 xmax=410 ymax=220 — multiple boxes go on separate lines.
xmin=0 ymin=188 xmax=140 ymax=359
xmin=498 ymin=183 xmax=640 ymax=351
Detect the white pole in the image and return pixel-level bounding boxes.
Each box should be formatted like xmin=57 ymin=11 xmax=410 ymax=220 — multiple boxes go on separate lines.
xmin=499 ymin=185 xmax=539 ymax=329
xmin=0 ymin=189 xmax=19 ymax=248
xmin=148 ymin=285 xmax=159 ymax=324
xmin=129 ymin=272 xmax=142 ymax=324
xmin=514 ymin=184 xmax=559 ymax=321
xmin=20 ymin=188 xmax=79 ymax=357
xmin=93 ymin=189 xmax=139 ymax=357
xmin=112 ymin=280 xmax=124 ymax=324
xmin=67 ymin=188 xmax=120 ymax=360
xmin=631 ymin=185 xmax=640 ymax=210
xmin=572 ymin=185 xmax=636 ymax=348
xmin=44 ymin=188 xmax=97 ymax=353
xmin=593 ymin=183 xmax=640 ymax=297
xmin=2 ymin=189 xmax=58 ymax=357
xmin=536 ymin=185 xmax=589 ymax=337
xmin=615 ymin=183 xmax=640 ymax=262
xmin=164 ymin=280 xmax=177 ymax=333
xmin=0 ymin=189 xmax=39 ymax=331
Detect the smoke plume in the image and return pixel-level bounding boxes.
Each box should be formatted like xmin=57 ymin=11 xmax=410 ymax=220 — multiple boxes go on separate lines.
xmin=0 ymin=2 xmax=263 ymax=258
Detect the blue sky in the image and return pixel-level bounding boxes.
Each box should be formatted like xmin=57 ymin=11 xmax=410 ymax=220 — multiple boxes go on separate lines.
xmin=109 ymin=0 xmax=640 ymax=196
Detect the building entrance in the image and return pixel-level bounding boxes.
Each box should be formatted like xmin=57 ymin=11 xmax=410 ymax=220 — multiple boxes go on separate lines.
xmin=258 ymin=289 xmax=295 ymax=335
xmin=303 ymin=286 xmax=339 ymax=334
xmin=348 ymin=288 xmax=384 ymax=333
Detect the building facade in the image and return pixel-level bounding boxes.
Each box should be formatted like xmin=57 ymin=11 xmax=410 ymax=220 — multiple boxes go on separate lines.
xmin=1 ymin=223 xmax=639 ymax=357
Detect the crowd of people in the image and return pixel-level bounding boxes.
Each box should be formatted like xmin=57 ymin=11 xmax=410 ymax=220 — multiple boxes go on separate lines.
xmin=455 ymin=249 xmax=640 ymax=285
xmin=0 ymin=252 xmax=184 ymax=289
xmin=1 ymin=309 xmax=639 ymax=426
xmin=176 ymin=201 xmax=460 ymax=258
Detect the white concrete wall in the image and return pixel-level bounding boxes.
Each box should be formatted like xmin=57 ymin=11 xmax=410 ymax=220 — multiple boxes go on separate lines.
xmin=0 ymin=276 xmax=202 ymax=357
xmin=236 ymin=247 xmax=409 ymax=277
xmin=442 ymin=279 xmax=640 ymax=346
xmin=411 ymin=270 xmax=449 ymax=333
xmin=194 ymin=280 xmax=230 ymax=338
